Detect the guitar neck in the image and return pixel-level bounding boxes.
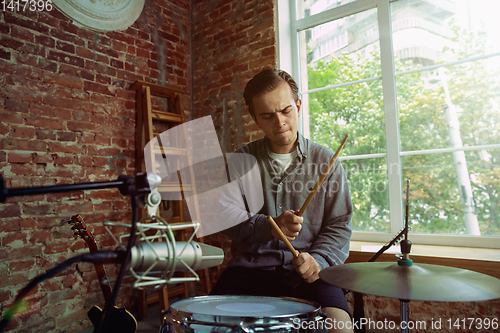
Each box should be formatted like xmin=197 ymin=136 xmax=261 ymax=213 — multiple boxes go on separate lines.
xmin=93 ymin=259 xmax=114 ymax=305
xmin=70 ymin=215 xmax=115 ymax=306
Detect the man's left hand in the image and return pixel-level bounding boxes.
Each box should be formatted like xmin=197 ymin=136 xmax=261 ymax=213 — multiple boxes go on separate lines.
xmin=292 ymin=252 xmax=320 ymax=283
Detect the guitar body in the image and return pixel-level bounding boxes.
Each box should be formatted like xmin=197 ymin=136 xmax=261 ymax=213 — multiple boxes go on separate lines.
xmin=69 ymin=215 xmax=137 ymax=333
xmin=88 ymin=305 xmax=137 ymax=333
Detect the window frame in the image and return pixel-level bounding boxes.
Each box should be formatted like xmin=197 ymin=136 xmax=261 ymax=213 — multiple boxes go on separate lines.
xmin=276 ymin=0 xmax=500 ymax=248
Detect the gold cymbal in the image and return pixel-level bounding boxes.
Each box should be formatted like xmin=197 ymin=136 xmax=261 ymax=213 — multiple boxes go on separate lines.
xmin=319 ymin=262 xmax=500 ymax=301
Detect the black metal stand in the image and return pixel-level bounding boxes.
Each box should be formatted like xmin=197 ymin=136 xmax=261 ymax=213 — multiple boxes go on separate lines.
xmin=0 ymin=173 xmax=153 ymax=333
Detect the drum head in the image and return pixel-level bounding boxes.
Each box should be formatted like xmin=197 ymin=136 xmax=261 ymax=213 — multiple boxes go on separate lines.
xmin=165 ymin=296 xmax=326 ymax=332
xmin=171 ymin=295 xmax=319 ymax=318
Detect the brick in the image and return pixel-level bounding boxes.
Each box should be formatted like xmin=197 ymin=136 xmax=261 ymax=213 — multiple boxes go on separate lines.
xmin=43 ymin=96 xmax=81 ymax=111
xmin=33 ymin=152 xmax=53 ymax=164
xmin=0 ymin=22 xmax=10 ymax=34
xmin=113 ymin=40 xmax=127 ymax=52
xmin=0 ymin=273 xmax=30 ymax=288
xmin=1 ymin=138 xmax=46 ymax=152
xmin=83 ymin=81 xmax=115 ymax=96
xmin=54 ymin=201 xmax=93 ymax=216
xmin=36 ymin=129 xmax=57 ymax=141
xmin=14 ymin=51 xmax=38 ymax=67
xmin=57 ymin=131 xmax=77 ymax=142
xmin=106 ymin=31 xmax=135 ymax=45
xmin=35 ymin=35 xmax=56 ymax=48
xmin=48 ymin=141 xmax=84 ymax=154
xmin=136 ymin=48 xmax=149 ymax=58
xmin=37 ymin=11 xmax=60 ymax=29
xmin=93 ymin=52 xmax=110 ymax=65
xmin=80 ymin=69 xmax=95 ymax=81
xmin=42 ymin=72 xmax=83 ymax=89
xmin=88 ymin=41 xmax=119 ymax=59
xmin=52 ymin=154 xmax=75 ymax=165
xmin=59 ymin=63 xmax=79 ymax=77
xmin=66 ymin=121 xmax=99 ymax=134
xmin=44 ymin=243 xmax=70 ymax=255
xmin=76 ymin=46 xmax=93 ymax=60
xmin=0 ymin=204 xmax=22 ymax=219
xmin=59 ymin=20 xmax=79 ymax=35
xmin=0 ymin=49 xmax=10 ymax=60
xmin=11 ymin=25 xmax=35 ymax=43
xmin=47 ymin=50 xmax=85 ymax=68
xmin=8 ymin=151 xmax=33 ymax=163
xmin=24 ymin=114 xmax=67 ymax=130
xmin=38 ymin=58 xmax=58 ymax=72
xmin=4 ymin=12 xmax=50 ymax=34
xmin=11 ymin=126 xmax=35 ymax=138
xmin=3 ymin=233 xmax=27 ymax=246
xmin=50 ymin=29 xmax=85 ymax=47
xmin=84 ymin=60 xmax=116 ymax=77
xmin=78 ymin=156 xmax=92 ymax=167
xmin=87 ymin=146 xmax=121 ymax=157
xmin=110 ymin=58 xmax=124 ymax=69
xmin=9 ymin=259 xmax=35 ymax=271
xmin=55 ymin=40 xmax=76 ymax=54
xmin=5 ymin=99 xmax=29 ymax=113
xmin=96 ymin=74 xmax=111 ymax=85
xmin=22 ymin=203 xmax=54 ymax=216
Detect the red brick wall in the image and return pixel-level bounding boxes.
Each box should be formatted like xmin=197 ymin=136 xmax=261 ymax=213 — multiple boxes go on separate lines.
xmin=191 ymin=0 xmax=277 ymax=286
xmin=0 ymin=1 xmax=191 ymax=332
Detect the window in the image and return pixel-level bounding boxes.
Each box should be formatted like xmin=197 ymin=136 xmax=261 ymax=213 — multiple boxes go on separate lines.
xmin=277 ymin=0 xmax=500 ymax=247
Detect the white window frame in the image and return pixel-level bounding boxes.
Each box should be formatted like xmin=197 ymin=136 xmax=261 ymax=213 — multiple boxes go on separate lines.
xmin=276 ymin=0 xmax=500 ymax=248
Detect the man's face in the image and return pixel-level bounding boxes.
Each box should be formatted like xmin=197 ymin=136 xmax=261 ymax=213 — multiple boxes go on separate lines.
xmin=251 ymin=82 xmax=301 ymax=154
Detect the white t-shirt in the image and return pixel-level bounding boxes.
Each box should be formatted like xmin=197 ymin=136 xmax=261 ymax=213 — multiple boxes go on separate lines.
xmin=268 ymin=150 xmax=298 ymax=177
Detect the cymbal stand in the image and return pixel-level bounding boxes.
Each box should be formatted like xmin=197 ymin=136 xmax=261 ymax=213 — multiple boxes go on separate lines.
xmin=397 ymin=180 xmax=412 ymax=333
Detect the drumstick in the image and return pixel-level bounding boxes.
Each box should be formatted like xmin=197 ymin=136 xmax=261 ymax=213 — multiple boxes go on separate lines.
xmin=267 ymin=216 xmax=299 ymax=259
xmin=297 ymin=134 xmax=348 ymax=217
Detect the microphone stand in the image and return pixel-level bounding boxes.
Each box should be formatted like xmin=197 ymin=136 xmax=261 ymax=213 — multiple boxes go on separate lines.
xmin=0 ymin=173 xmax=153 ymax=333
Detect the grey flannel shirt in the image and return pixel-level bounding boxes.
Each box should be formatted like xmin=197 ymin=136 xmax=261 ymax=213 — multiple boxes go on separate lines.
xmin=220 ymin=132 xmax=353 ymax=274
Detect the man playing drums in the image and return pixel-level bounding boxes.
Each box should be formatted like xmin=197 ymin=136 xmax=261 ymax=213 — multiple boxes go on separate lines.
xmin=211 ymin=69 xmax=354 ymax=333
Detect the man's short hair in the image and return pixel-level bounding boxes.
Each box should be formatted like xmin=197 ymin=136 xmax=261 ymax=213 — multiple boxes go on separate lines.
xmin=243 ymin=69 xmax=299 ymax=116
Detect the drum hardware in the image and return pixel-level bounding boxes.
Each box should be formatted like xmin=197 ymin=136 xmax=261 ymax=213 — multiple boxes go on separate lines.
xmin=162 ymin=295 xmax=328 ymax=333
xmin=320 ymin=180 xmax=500 ymax=332
xmin=0 ymin=173 xmax=224 ymax=333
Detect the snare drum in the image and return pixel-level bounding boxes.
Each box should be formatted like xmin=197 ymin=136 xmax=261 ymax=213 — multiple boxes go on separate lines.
xmin=161 ymin=295 xmax=327 ymax=332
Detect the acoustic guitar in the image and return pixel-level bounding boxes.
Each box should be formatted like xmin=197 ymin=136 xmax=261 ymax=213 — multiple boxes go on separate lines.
xmin=69 ymin=214 xmax=137 ymax=333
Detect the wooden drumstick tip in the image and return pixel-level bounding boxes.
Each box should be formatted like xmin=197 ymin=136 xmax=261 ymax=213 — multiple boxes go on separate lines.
xmin=267 ymin=216 xmax=299 ymax=259
xmin=297 ymin=134 xmax=349 ymax=217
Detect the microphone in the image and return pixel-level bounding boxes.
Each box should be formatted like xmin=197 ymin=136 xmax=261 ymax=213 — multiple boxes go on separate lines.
xmin=130 ymin=240 xmax=224 ymax=272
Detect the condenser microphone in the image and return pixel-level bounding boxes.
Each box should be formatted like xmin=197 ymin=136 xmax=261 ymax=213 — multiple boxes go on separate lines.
xmin=129 ymin=240 xmax=224 ymax=272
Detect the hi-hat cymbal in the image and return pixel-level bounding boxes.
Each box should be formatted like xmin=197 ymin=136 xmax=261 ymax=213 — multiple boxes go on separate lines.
xmin=319 ymin=262 xmax=500 ymax=302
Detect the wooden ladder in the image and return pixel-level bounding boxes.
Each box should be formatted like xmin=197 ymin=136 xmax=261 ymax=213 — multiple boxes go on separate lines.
xmin=130 ymin=80 xmax=211 ymax=320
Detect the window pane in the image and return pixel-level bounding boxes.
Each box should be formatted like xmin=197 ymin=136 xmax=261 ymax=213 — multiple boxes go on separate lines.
xmin=391 ymin=0 xmax=500 ymax=71
xmin=297 ymin=0 xmax=357 ymax=20
xmin=306 ymin=80 xmax=386 ymax=155
xmin=343 ymin=157 xmax=390 ymax=232
xmin=397 ymin=56 xmax=500 ymax=151
xmin=299 ymin=7 xmax=381 ymax=91
xmin=401 ymin=149 xmax=500 ymax=236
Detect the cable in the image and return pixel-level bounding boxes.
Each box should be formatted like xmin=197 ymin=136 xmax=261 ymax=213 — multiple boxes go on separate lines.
xmin=0 ymin=251 xmax=121 ymax=332
xmin=96 ymin=194 xmax=138 ymax=333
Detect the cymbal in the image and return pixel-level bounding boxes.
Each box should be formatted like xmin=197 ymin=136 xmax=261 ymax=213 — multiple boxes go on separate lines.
xmin=319 ymin=262 xmax=500 ymax=302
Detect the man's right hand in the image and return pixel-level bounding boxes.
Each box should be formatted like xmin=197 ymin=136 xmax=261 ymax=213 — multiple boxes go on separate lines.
xmin=271 ymin=210 xmax=303 ymax=241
